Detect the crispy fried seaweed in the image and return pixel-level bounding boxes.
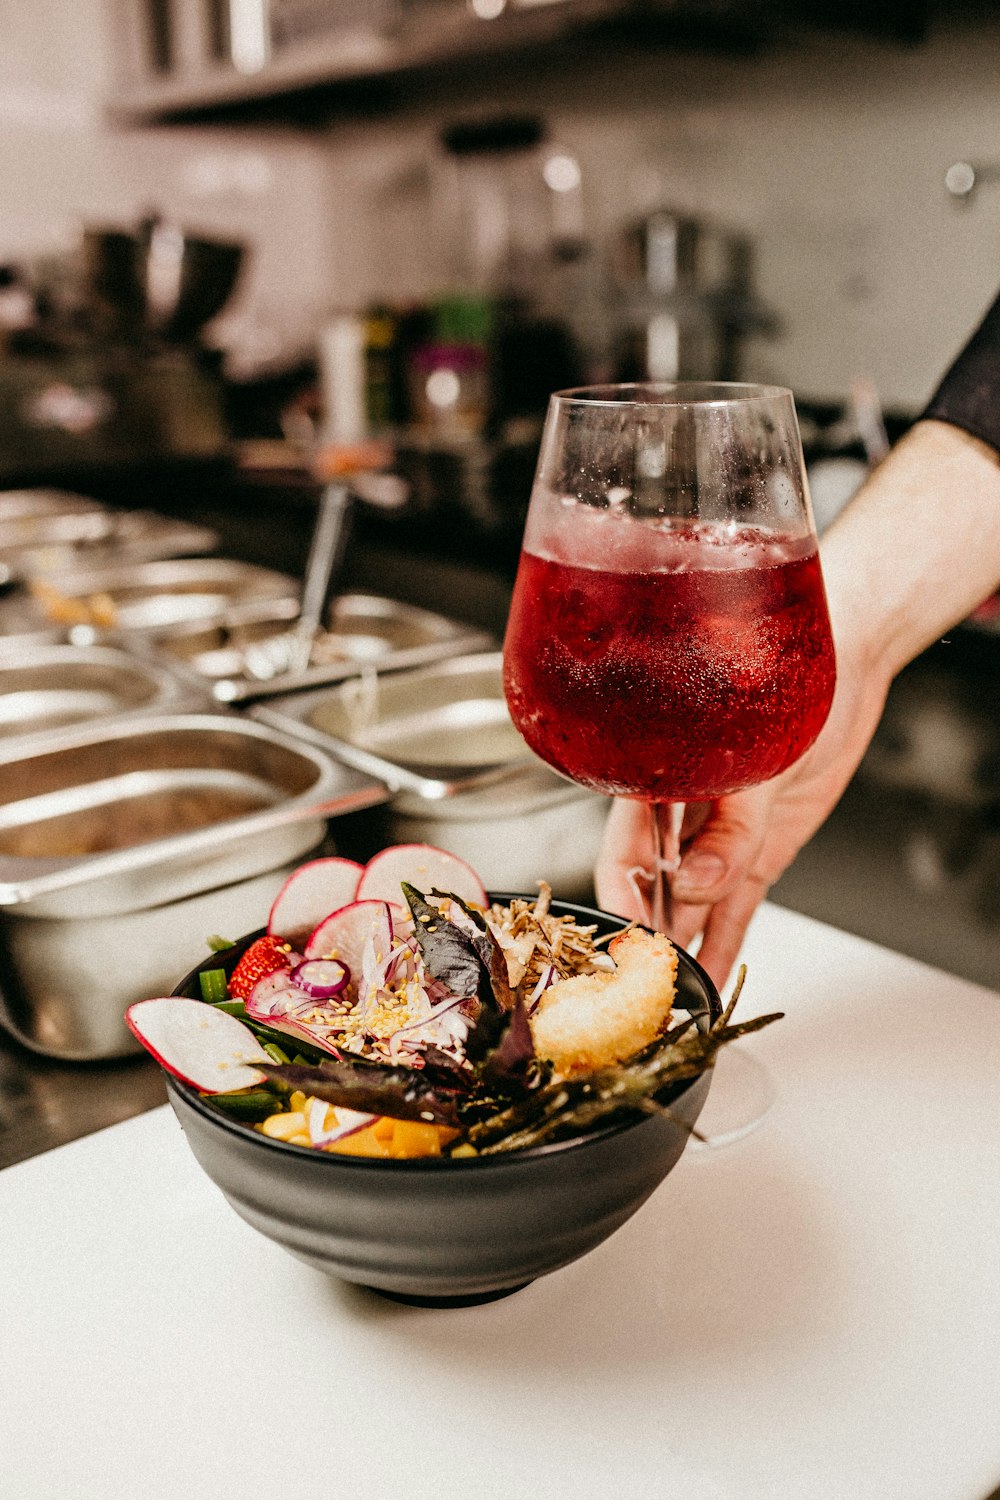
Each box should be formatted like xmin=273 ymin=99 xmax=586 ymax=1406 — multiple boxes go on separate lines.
xmin=466 ymin=998 xmax=784 ymax=1153
xmin=257 ymin=1058 xmax=465 ymax=1126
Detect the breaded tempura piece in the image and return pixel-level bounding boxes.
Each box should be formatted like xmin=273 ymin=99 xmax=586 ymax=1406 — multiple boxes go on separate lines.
xmin=528 ymin=928 xmax=678 ymax=1076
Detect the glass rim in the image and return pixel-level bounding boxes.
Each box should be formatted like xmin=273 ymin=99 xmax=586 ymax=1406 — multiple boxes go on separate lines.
xmin=549 ymin=381 xmax=794 ymax=410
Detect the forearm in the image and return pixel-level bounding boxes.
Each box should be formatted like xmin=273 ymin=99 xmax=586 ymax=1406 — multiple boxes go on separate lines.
xmin=818 ymin=418 xmax=1000 ymax=684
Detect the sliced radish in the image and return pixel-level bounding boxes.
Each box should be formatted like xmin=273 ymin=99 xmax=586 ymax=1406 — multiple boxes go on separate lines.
xmin=268 ymin=857 xmax=364 ymax=943
xmin=304 ymin=899 xmax=396 ymax=975
xmin=125 ymin=998 xmax=269 ymax=1093
xmin=245 ymin=972 xmax=343 ymax=1056
xmin=245 ymin=967 xmax=297 ymax=1013
xmin=355 ymin=844 xmax=487 ymax=910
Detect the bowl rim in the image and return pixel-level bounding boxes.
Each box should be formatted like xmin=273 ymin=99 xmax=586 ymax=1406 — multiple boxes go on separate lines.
xmin=167 ymin=891 xmax=722 ymax=1172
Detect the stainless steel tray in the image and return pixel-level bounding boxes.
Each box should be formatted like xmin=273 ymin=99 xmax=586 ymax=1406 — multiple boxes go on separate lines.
xmin=0 ymin=490 xmax=115 ymax=554
xmin=0 ymin=712 xmax=387 ymax=918
xmin=151 ymin=591 xmax=494 ymax=704
xmin=0 ymin=556 xmax=299 ymax=644
xmin=0 ymin=642 xmax=211 ymax=747
xmin=0 ymin=508 xmax=218 ymax=583
xmin=251 ymin=650 xmax=563 ymax=805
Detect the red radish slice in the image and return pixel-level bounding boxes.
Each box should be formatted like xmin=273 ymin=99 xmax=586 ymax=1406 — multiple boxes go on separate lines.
xmin=245 ymin=967 xmax=296 ymax=1014
xmin=245 ymin=973 xmax=343 ymax=1056
xmin=268 ymin=857 xmax=364 ymax=943
xmin=355 ymin=844 xmax=487 ymax=910
xmin=125 ymin=998 xmax=269 ymax=1093
xmin=304 ymin=900 xmax=396 ymax=973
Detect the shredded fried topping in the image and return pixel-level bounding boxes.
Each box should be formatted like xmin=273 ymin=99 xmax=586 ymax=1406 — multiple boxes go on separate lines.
xmin=486 ymin=882 xmax=611 ymax=998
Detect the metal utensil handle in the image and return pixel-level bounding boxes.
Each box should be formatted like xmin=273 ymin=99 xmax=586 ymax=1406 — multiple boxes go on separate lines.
xmin=289 ymin=483 xmax=352 ymax=673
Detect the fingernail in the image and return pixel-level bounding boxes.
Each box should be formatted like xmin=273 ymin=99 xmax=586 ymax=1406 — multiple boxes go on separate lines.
xmin=673 ymin=853 xmax=726 ymax=896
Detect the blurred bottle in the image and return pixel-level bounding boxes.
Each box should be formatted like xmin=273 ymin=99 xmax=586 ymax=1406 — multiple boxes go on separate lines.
xmin=429 ymin=115 xmax=583 ymax=429
xmin=317 ymin=311 xmax=367 ymax=445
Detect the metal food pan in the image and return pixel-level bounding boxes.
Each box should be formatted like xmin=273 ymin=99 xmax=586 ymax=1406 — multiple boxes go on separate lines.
xmin=0 ymin=509 xmax=218 ymax=584
xmin=0 ymin=642 xmax=212 ymax=747
xmin=251 ymin=650 xmax=562 ymax=804
xmin=0 ymin=556 xmax=299 ymax=644
xmin=153 ymin=591 xmax=494 ymax=703
xmin=0 ymin=712 xmax=387 ymax=919
xmin=252 ymin=651 xmax=608 ymax=900
xmin=0 ymin=715 xmax=389 ymax=1058
xmin=0 ymin=489 xmax=115 ymax=552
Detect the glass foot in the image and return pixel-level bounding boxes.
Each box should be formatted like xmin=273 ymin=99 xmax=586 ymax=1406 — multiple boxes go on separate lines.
xmin=688 ymin=1043 xmax=776 ymax=1150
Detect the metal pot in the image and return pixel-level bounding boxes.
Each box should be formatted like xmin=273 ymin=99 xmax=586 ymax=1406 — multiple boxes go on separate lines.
xmin=82 ymin=218 xmax=244 ymax=344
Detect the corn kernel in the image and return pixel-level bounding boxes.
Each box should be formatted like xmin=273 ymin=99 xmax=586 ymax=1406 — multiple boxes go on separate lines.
xmin=261 ymin=1111 xmax=307 ymax=1140
xmin=290 ymin=1091 xmax=308 ymax=1112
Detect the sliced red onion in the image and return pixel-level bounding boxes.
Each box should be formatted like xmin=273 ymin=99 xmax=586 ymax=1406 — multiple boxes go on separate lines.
xmin=291 ymin=958 xmax=350 ymax=999
xmin=527 ymin=963 xmax=557 ymax=1015
xmin=307 ymin=1096 xmax=376 ymax=1147
xmin=246 ymin=974 xmax=344 ymax=1056
xmin=387 ymin=996 xmax=470 ymax=1061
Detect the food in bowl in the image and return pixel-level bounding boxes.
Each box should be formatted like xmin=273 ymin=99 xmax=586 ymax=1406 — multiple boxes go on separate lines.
xmin=127 ymin=844 xmax=779 ymax=1161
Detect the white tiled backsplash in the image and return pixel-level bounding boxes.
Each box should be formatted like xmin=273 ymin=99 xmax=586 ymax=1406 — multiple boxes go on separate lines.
xmin=4 ymin=0 xmax=1000 ymax=408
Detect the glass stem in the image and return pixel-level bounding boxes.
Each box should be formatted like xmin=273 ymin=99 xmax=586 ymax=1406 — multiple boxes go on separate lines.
xmin=649 ymin=801 xmax=685 ymax=932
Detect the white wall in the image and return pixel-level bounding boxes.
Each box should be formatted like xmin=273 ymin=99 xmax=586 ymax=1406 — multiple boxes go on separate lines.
xmin=2 ymin=2 xmax=999 ymax=407
xmin=0 ymin=0 xmax=338 ymax=373
xmin=312 ymin=19 xmax=1000 ymax=411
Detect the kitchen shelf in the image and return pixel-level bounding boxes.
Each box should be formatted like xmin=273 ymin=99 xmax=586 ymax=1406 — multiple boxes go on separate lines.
xmin=108 ymin=0 xmax=660 ymax=122
xmin=108 ymin=0 xmax=887 ymax=125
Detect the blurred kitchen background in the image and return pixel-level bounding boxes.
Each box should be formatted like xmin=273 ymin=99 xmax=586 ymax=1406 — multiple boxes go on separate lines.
xmin=2 ymin=0 xmax=999 ymax=1021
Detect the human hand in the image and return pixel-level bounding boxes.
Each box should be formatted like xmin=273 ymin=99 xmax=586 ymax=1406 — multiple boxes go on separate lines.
xmin=594 ymin=650 xmax=892 ymax=987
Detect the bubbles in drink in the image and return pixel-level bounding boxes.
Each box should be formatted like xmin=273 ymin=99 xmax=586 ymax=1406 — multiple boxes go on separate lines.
xmin=503 ymin=517 xmax=836 ymax=802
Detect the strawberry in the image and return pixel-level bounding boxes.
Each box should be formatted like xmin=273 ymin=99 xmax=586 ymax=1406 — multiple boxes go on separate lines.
xmin=228 ymin=935 xmax=294 ymax=1002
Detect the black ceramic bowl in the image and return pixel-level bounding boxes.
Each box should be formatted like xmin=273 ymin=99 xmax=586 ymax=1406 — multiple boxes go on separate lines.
xmin=166 ymin=896 xmax=721 ymax=1306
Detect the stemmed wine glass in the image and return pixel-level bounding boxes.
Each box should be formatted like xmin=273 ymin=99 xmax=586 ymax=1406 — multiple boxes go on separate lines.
xmin=502 ymin=383 xmax=836 ymax=1144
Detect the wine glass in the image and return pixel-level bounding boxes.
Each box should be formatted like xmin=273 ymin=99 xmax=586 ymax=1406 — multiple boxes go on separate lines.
xmin=502 ymin=382 xmax=836 ymax=1145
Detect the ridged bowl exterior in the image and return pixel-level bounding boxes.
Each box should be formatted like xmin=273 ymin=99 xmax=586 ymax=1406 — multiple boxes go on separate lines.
xmin=166 ymin=898 xmax=719 ymax=1302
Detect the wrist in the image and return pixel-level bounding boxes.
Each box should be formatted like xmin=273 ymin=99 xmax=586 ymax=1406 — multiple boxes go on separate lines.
xmin=817 ymin=418 xmax=1000 ymax=685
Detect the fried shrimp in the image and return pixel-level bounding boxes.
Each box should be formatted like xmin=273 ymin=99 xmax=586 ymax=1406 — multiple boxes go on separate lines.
xmin=528 ymin=928 xmax=678 ymax=1076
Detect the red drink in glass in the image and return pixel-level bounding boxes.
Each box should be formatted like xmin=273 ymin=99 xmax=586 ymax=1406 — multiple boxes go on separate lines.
xmin=503 ymin=519 xmax=836 ymax=802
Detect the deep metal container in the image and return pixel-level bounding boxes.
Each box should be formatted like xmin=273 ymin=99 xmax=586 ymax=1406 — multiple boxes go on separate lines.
xmin=0 ymin=489 xmax=217 ymax=583
xmin=0 ymin=557 xmax=299 ymax=646
xmin=0 ymin=489 xmax=114 ymax=551
xmin=0 ymin=642 xmax=211 ymax=747
xmin=0 ymin=714 xmax=387 ymax=1059
xmin=252 ymin=652 xmax=609 ymax=898
xmin=152 ymin=591 xmax=494 ymax=703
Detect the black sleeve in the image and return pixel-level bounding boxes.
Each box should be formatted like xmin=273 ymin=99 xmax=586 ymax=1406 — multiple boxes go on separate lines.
xmin=920 ymin=289 xmax=1000 ymax=452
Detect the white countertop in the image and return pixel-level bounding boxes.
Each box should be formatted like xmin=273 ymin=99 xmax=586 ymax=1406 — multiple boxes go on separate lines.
xmin=2 ymin=903 xmax=999 ymax=1500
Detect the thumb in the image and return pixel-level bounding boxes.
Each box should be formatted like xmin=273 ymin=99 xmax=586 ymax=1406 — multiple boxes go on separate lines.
xmin=671 ymin=784 xmax=773 ymax=904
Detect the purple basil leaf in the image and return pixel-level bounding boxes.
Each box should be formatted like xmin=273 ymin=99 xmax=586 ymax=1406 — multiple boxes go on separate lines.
xmin=477 ymin=998 xmax=536 ymax=1089
xmin=257 ymin=1060 xmax=462 ymax=1126
xmin=442 ymin=891 xmax=515 ymax=1013
xmin=401 ymin=883 xmax=484 ymax=1000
